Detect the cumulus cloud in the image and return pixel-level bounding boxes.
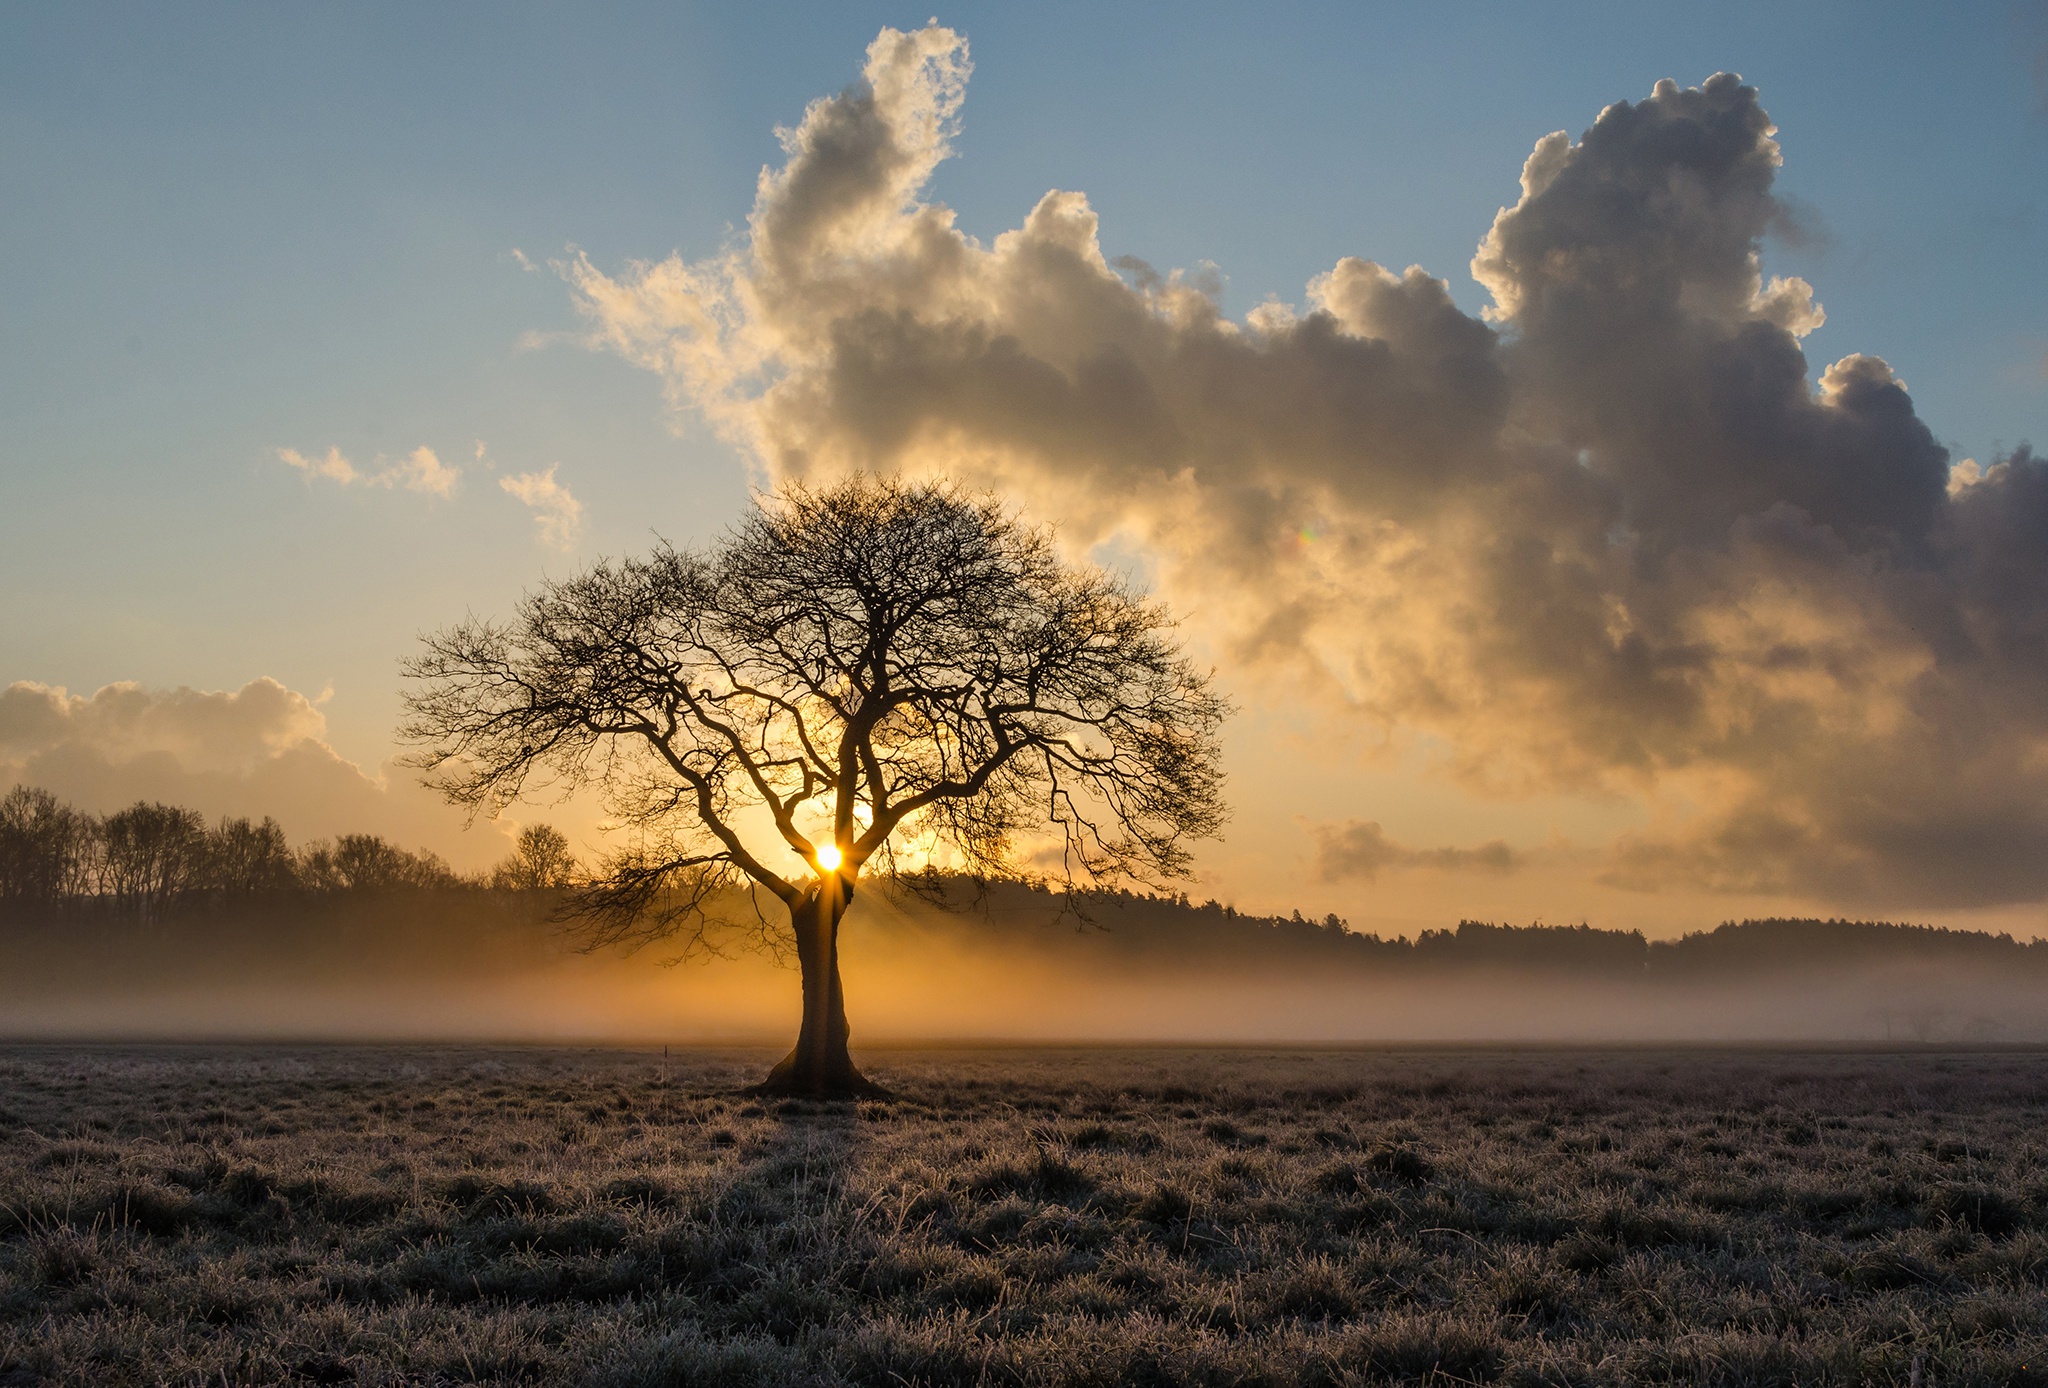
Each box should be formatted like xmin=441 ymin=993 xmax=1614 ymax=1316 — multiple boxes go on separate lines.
xmin=0 ymin=679 xmax=326 ymax=774
xmin=277 ymin=444 xmax=460 ymax=497
xmin=0 ymin=679 xmax=498 ymax=865
xmin=499 ymin=465 xmax=584 ymax=549
xmin=278 ymin=446 xmax=358 ymax=484
xmin=1314 ymin=820 xmax=1517 ymax=882
xmin=383 ymin=445 xmax=460 ymax=497
xmin=562 ymin=28 xmax=2048 ymax=910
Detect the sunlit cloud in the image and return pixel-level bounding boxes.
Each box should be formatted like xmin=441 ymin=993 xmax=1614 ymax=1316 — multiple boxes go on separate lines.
xmin=276 ymin=444 xmax=460 ymax=498
xmin=0 ymin=677 xmax=325 ymax=772
xmin=500 ymin=464 xmax=584 ymax=550
xmin=380 ymin=445 xmax=460 ymax=497
xmin=0 ymin=678 xmax=499 ymax=863
xmin=277 ymin=446 xmax=358 ymax=484
xmin=560 ymin=27 xmax=2048 ymax=911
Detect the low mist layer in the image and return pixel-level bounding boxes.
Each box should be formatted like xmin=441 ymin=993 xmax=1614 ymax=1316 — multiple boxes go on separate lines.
xmin=3 ymin=882 xmax=2043 ymax=1045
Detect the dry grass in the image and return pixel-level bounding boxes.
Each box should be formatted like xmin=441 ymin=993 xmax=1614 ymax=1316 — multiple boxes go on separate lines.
xmin=1 ymin=1045 xmax=2045 ymax=1386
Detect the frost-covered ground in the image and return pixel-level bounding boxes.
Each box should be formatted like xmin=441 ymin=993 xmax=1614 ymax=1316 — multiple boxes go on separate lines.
xmin=2 ymin=1045 xmax=2045 ymax=1386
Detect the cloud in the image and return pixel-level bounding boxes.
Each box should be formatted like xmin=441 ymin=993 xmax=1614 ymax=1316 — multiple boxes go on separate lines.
xmin=0 ymin=679 xmax=502 ymax=866
xmin=277 ymin=444 xmax=460 ymax=497
xmin=383 ymin=445 xmax=460 ymax=498
xmin=500 ymin=465 xmax=584 ymax=550
xmin=278 ymin=446 xmax=358 ymax=484
xmin=1314 ymin=820 xmax=1517 ymax=881
xmin=279 ymin=436 xmax=572 ymax=546
xmin=562 ymin=29 xmax=2048 ymax=910
xmin=0 ymin=678 xmax=325 ymax=773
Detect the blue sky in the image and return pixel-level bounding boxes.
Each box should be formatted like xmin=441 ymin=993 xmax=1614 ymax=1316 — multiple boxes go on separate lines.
xmin=4 ymin=3 xmax=2047 ymax=928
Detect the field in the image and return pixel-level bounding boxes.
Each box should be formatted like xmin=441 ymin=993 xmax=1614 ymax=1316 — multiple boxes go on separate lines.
xmin=1 ymin=1046 xmax=2045 ymax=1386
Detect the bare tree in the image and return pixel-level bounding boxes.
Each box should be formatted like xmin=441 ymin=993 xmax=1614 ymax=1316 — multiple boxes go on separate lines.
xmin=297 ymin=834 xmax=457 ymax=892
xmin=98 ymin=801 xmax=206 ymax=920
xmin=0 ymin=786 xmax=97 ymax=906
xmin=403 ymin=476 xmax=1229 ymax=1097
xmin=201 ymin=816 xmax=299 ymax=898
xmin=492 ymin=824 xmax=579 ymax=891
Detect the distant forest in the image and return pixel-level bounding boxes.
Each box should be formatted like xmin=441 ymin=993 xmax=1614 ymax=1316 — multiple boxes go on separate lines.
xmin=980 ymin=884 xmax=2048 ymax=980
xmin=3 ymin=785 xmax=2044 ymax=981
xmin=0 ymin=785 xmax=574 ymax=916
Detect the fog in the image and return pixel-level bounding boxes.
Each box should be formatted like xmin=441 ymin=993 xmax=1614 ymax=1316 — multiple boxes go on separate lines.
xmin=2 ymin=887 xmax=2041 ymax=1046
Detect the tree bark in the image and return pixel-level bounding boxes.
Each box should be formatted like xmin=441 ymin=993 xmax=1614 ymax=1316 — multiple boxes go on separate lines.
xmin=755 ymin=877 xmax=886 ymax=1098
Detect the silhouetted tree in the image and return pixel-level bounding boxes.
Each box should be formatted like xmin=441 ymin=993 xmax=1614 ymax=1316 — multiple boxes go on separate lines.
xmin=0 ymin=786 xmax=97 ymax=905
xmin=403 ymin=476 xmax=1230 ymax=1096
xmin=298 ymin=834 xmax=457 ymax=892
xmin=98 ymin=801 xmax=206 ymax=920
xmin=201 ymin=816 xmax=299 ymax=898
xmin=493 ymin=824 xmax=579 ymax=891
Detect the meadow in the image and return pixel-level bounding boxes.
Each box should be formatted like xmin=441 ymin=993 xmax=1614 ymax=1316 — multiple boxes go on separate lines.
xmin=1 ymin=1044 xmax=2045 ymax=1386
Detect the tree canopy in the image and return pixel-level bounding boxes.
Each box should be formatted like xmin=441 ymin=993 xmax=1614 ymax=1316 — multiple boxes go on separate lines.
xmin=402 ymin=475 xmax=1229 ymax=1093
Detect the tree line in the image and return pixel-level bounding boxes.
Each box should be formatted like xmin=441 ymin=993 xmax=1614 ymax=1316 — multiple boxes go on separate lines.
xmin=9 ymin=785 xmax=2038 ymax=978
xmin=998 ymin=884 xmax=2048 ymax=976
xmin=0 ymin=786 xmax=577 ymax=919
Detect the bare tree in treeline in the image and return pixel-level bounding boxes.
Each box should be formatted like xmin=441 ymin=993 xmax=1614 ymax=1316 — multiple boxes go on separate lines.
xmin=206 ymin=816 xmax=301 ymax=895
xmin=491 ymin=825 xmax=580 ymax=891
xmin=298 ymin=834 xmax=462 ymax=893
xmin=403 ymin=475 xmax=1230 ymax=1097
xmin=98 ymin=802 xmax=207 ymax=921
xmin=0 ymin=784 xmax=572 ymax=917
xmin=0 ymin=788 xmax=96 ymax=904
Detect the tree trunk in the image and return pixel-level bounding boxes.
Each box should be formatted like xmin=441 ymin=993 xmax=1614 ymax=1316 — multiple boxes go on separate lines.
xmin=756 ymin=877 xmax=886 ymax=1099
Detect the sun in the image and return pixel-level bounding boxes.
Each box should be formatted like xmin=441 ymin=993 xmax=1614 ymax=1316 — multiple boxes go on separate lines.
xmin=815 ymin=842 xmax=843 ymax=872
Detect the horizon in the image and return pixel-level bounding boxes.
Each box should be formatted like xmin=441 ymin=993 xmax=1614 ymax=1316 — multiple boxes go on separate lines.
xmin=12 ymin=778 xmax=2048 ymax=944
xmin=7 ymin=799 xmax=2046 ymax=1047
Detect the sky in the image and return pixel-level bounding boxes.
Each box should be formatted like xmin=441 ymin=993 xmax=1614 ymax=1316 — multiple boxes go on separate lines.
xmin=3 ymin=2 xmax=2047 ymax=939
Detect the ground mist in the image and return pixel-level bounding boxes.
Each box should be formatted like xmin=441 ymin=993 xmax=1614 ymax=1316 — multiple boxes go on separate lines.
xmin=3 ymin=885 xmax=2047 ymax=1045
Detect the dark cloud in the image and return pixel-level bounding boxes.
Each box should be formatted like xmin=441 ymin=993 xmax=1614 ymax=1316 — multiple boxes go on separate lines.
xmin=1314 ymin=820 xmax=1517 ymax=882
xmin=1766 ymin=192 xmax=1835 ymax=255
xmin=568 ymin=28 xmax=2048 ymax=910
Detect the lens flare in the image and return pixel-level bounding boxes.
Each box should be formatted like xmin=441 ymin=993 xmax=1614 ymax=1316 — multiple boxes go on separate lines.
xmin=816 ymin=843 xmax=843 ymax=871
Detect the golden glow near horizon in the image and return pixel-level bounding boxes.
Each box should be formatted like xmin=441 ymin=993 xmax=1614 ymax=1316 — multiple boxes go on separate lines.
xmin=816 ymin=842 xmax=843 ymax=872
